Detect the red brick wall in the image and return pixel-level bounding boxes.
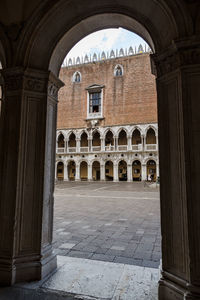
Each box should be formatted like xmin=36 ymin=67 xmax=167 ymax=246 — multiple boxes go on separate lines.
xmin=57 ymin=53 xmax=157 ymax=129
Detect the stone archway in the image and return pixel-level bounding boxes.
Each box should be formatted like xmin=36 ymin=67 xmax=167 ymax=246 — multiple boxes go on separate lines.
xmin=92 ymin=161 xmax=101 ymax=181
xmin=80 ymin=161 xmax=88 ymax=181
xmin=118 ymin=160 xmax=127 ymax=181
xmin=56 ymin=161 xmax=64 ymax=180
xmin=0 ymin=1 xmax=199 ymax=299
xmin=105 ymin=160 xmax=114 ymax=181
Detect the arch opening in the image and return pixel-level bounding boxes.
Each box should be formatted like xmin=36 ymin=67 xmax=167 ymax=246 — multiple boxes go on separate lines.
xmin=147 ymin=159 xmax=156 ymax=182
xmin=118 ymin=160 xmax=127 ymax=181
xmin=92 ymin=161 xmax=100 ymax=181
xmin=132 ymin=160 xmax=141 ymax=181
xmin=80 ymin=161 xmax=88 ymax=181
xmin=68 ymin=160 xmax=76 ymax=181
xmin=105 ymin=160 xmax=113 ymax=181
xmin=57 ymin=161 xmax=64 ymax=180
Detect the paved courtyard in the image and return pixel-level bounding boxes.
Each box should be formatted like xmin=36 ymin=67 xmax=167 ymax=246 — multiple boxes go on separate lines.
xmin=53 ymin=181 xmax=161 ymax=268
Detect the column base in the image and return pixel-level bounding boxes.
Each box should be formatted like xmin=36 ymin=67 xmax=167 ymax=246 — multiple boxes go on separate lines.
xmin=0 ymin=253 xmax=57 ymax=286
xmin=159 ymin=277 xmax=200 ymax=300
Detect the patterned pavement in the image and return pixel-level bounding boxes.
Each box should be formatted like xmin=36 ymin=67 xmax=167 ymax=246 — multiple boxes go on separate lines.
xmin=53 ymin=181 xmax=161 ymax=268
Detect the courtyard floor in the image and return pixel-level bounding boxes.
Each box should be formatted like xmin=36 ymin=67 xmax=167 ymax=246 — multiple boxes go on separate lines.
xmin=53 ymin=181 xmax=161 ymax=268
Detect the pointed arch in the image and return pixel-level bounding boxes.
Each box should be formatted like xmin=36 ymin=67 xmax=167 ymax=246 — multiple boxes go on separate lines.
xmin=114 ymin=64 xmax=123 ymax=76
xmin=118 ymin=160 xmax=127 ymax=181
xmin=132 ymin=160 xmax=142 ymax=181
xmin=105 ymin=160 xmax=114 ymax=181
xmin=72 ymin=71 xmax=81 ymax=82
xmin=146 ymin=127 xmax=156 ymax=144
xmin=80 ymin=160 xmax=88 ymax=181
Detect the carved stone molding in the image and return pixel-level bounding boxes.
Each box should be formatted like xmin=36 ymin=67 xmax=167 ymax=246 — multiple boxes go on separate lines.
xmin=48 ymin=72 xmax=64 ymax=100
xmin=1 ymin=68 xmax=64 ymax=96
xmin=151 ymin=39 xmax=200 ymax=77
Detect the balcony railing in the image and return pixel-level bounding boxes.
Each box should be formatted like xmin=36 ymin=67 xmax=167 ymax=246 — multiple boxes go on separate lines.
xmin=105 ymin=145 xmax=115 ymax=151
xmin=68 ymin=147 xmax=76 ymax=153
xmin=132 ymin=144 xmax=143 ymax=151
xmin=57 ymin=147 xmax=65 ymax=153
xmin=80 ymin=147 xmax=89 ymax=152
xmin=145 ymin=144 xmax=157 ymax=151
xmin=118 ymin=145 xmax=128 ymax=151
xmin=92 ymin=146 xmax=101 ymax=152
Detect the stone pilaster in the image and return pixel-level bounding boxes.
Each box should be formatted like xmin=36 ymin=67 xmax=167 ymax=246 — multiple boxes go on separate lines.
xmin=0 ymin=67 xmax=64 ymax=286
xmin=76 ymin=138 xmax=80 ymax=152
xmin=113 ymin=163 xmax=118 ymax=182
xmin=100 ymin=137 xmax=105 ymax=152
xmin=75 ymin=163 xmax=80 ymax=181
xmin=64 ymin=163 xmax=68 ymax=181
xmin=127 ymin=163 xmax=132 ymax=182
xmin=151 ymin=39 xmax=200 ymax=299
xmin=141 ymin=164 xmax=147 ymax=181
xmin=100 ymin=162 xmax=105 ymax=181
xmin=127 ymin=135 xmax=132 ymax=151
xmin=88 ymin=163 xmax=93 ymax=181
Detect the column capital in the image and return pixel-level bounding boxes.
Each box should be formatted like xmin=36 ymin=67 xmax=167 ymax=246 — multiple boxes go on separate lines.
xmin=151 ymin=38 xmax=200 ymax=77
xmin=1 ymin=67 xmax=64 ymax=99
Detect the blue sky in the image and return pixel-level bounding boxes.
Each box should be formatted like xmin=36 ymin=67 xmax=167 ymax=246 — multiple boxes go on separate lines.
xmin=64 ymin=28 xmax=148 ymax=64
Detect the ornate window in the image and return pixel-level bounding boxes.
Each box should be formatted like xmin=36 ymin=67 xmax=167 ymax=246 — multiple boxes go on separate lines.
xmin=72 ymin=71 xmax=81 ymax=83
xmin=114 ymin=64 xmax=123 ymax=76
xmin=86 ymin=84 xmax=104 ymax=119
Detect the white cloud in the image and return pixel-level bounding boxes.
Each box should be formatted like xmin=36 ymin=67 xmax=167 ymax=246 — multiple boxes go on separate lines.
xmin=64 ymin=28 xmax=148 ymax=64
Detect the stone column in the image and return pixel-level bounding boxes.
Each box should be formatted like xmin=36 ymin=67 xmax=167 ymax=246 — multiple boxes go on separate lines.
xmin=88 ymin=163 xmax=93 ymax=181
xmin=127 ymin=163 xmax=132 ymax=182
xmin=0 ymin=68 xmax=64 ymax=286
xmin=155 ymin=133 xmax=158 ymax=151
xmin=141 ymin=135 xmax=145 ymax=151
xmin=127 ymin=135 xmax=132 ymax=151
xmin=66 ymin=138 xmax=68 ymax=153
xmin=156 ymin=161 xmax=159 ymax=179
xmin=76 ymin=138 xmax=80 ymax=153
xmin=64 ymin=163 xmax=69 ymax=181
xmin=152 ymin=40 xmax=200 ymax=299
xmin=113 ymin=162 xmax=119 ymax=182
xmin=115 ymin=137 xmax=118 ymax=151
xmin=100 ymin=162 xmax=105 ymax=181
xmin=88 ymin=137 xmax=92 ymax=152
xmin=75 ymin=163 xmax=80 ymax=181
xmin=141 ymin=164 xmax=147 ymax=181
xmin=143 ymin=135 xmax=146 ymax=151
xmin=101 ymin=137 xmax=105 ymax=152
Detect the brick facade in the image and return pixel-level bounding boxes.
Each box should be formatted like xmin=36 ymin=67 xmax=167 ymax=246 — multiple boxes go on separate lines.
xmin=57 ymin=53 xmax=157 ymax=129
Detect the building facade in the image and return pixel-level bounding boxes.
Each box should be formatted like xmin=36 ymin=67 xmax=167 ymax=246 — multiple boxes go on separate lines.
xmin=56 ymin=46 xmax=159 ymax=182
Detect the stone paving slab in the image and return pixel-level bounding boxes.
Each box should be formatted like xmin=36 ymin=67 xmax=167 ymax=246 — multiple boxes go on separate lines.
xmin=53 ymin=181 xmax=161 ymax=268
xmin=43 ymin=256 xmax=159 ymax=300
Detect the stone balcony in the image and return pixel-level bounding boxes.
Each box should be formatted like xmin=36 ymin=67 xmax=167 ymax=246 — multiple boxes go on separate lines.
xmin=57 ymin=143 xmax=158 ymax=154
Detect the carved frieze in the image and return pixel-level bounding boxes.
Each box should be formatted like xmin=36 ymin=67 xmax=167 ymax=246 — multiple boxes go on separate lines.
xmin=25 ymin=77 xmax=46 ymax=93
xmin=1 ymin=69 xmax=64 ymax=99
xmin=3 ymin=74 xmax=23 ymax=91
xmin=151 ymin=44 xmax=200 ymax=77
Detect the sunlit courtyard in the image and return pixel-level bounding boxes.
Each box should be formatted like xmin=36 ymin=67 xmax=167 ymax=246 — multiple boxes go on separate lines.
xmin=53 ymin=181 xmax=161 ymax=268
